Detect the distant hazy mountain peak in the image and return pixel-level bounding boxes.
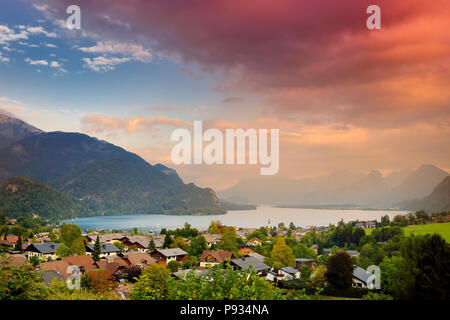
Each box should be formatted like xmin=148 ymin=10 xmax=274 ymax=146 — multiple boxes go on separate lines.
xmin=0 ymin=111 xmax=43 ymax=149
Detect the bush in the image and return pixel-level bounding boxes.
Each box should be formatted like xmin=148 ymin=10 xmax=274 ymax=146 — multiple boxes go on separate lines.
xmin=362 ymin=292 xmax=393 ymax=300
xmin=167 ymin=260 xmax=181 ymax=272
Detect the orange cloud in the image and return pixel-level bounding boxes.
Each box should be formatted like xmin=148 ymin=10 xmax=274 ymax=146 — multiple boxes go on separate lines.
xmin=81 ymin=114 xmax=191 ymax=134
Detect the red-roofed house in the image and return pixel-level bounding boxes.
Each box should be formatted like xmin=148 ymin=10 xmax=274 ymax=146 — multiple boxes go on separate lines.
xmin=199 ymin=250 xmax=234 ymax=268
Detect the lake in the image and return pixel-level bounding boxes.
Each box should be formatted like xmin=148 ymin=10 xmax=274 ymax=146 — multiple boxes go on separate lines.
xmin=64 ymin=206 xmax=407 ymax=232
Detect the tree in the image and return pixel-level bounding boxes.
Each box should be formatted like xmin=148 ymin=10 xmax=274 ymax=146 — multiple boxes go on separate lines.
xmin=401 ymin=234 xmax=450 ymax=300
xmin=318 ymin=242 xmax=324 ymax=255
xmin=14 ymin=235 xmax=23 ymax=252
xmin=121 ymin=266 xmax=142 ymax=283
xmin=55 ymin=243 xmax=72 ymax=258
xmin=92 ymin=236 xmax=101 ymax=262
xmin=208 ymin=221 xmax=220 ymax=234
xmin=300 ymin=265 xmax=313 ymax=282
xmin=381 ymin=215 xmax=390 ymax=227
xmin=113 ymin=241 xmax=126 ymax=253
xmin=271 ymin=238 xmax=296 ymax=269
xmin=326 ymin=251 xmax=354 ymax=290
xmin=167 ymin=264 xmax=276 ymax=300
xmin=392 ymin=215 xmax=408 ymax=227
xmin=289 ymin=222 xmax=296 ymax=230
xmin=28 ymin=255 xmax=41 ymax=267
xmin=292 ymin=243 xmax=316 ymax=259
xmin=0 ymin=263 xmax=48 ymax=300
xmin=379 ymin=255 xmax=412 ymax=299
xmin=358 ymin=242 xmax=385 ymax=269
xmin=59 ymin=223 xmax=85 ymax=256
xmin=162 ymin=234 xmax=173 ymax=248
xmin=170 ymin=236 xmax=187 ymax=250
xmin=187 ymin=236 xmax=207 ymax=258
xmin=311 ymin=265 xmax=327 ymax=287
xmin=218 ymin=227 xmax=238 ymax=252
xmin=167 ymin=260 xmax=181 ymax=272
xmin=147 ymin=239 xmax=156 ymax=253
xmin=131 ymin=264 xmax=172 ymax=300
xmin=81 ymin=269 xmax=117 ymax=293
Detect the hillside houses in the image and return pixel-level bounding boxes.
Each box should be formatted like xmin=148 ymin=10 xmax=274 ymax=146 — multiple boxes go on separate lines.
xmin=84 ymin=233 xmax=124 ymax=244
xmin=86 ymin=243 xmax=121 ymax=258
xmin=230 ymin=255 xmax=270 ymax=275
xmin=151 ymin=248 xmax=188 ymax=265
xmin=119 ymin=236 xmax=150 ymax=252
xmin=199 ymin=250 xmax=234 ymax=268
xmin=352 ymin=266 xmax=376 ymax=289
xmin=26 ymin=243 xmax=61 ymax=261
xmin=355 ymin=221 xmax=377 ymax=229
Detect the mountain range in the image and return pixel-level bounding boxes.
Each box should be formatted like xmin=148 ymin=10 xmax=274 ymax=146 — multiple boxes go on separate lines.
xmin=0 ymin=110 xmax=42 ymax=149
xmin=220 ymin=164 xmax=449 ymax=210
xmin=0 ymin=111 xmax=224 ymax=218
xmin=397 ymin=176 xmax=450 ymax=212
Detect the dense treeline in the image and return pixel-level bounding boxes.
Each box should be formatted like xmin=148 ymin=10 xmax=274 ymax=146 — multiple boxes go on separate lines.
xmin=0 ymin=176 xmax=93 ymax=221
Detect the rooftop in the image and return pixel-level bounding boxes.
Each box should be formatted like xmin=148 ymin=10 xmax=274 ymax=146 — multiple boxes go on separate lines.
xmin=157 ymin=248 xmax=188 ymax=257
xmin=231 ymin=256 xmax=270 ymax=272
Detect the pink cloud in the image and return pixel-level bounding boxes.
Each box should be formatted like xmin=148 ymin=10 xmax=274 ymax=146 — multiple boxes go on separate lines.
xmin=81 ymin=114 xmax=191 ymax=134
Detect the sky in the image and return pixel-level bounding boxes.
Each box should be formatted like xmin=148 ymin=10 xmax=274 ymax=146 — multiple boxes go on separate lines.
xmin=0 ymin=0 xmax=449 ymax=191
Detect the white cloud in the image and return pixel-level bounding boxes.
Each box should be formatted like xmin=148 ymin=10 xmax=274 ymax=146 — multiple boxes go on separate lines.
xmin=0 ymin=25 xmax=29 ymax=44
xmin=44 ymin=43 xmax=57 ymax=48
xmin=82 ymin=56 xmax=130 ymax=73
xmin=26 ymin=26 xmax=57 ymax=38
xmin=25 ymin=58 xmax=48 ymax=66
xmin=78 ymin=41 xmax=152 ymax=62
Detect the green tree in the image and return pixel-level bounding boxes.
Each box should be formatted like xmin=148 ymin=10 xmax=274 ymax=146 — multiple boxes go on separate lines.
xmin=300 ymin=265 xmax=313 ymax=282
xmin=0 ymin=261 xmax=48 ymax=300
xmin=381 ymin=215 xmax=390 ymax=226
xmin=131 ymin=264 xmax=171 ymax=300
xmin=271 ymin=238 xmax=296 ymax=268
xmin=170 ymin=236 xmax=187 ymax=250
xmin=167 ymin=260 xmax=181 ymax=272
xmin=401 ymin=234 xmax=450 ymax=300
xmin=147 ymin=239 xmax=156 ymax=253
xmin=162 ymin=234 xmax=173 ymax=248
xmin=326 ymin=251 xmax=354 ymax=290
xmin=55 ymin=243 xmax=72 ymax=258
xmin=293 ymin=243 xmax=316 ymax=259
xmin=92 ymin=236 xmax=101 ymax=262
xmin=59 ymin=223 xmax=85 ymax=256
xmin=379 ymin=255 xmax=412 ymax=299
xmin=28 ymin=255 xmax=41 ymax=267
xmin=218 ymin=227 xmax=238 ymax=252
xmin=167 ymin=264 xmax=276 ymax=300
xmin=187 ymin=236 xmax=207 ymax=258
xmin=113 ymin=241 xmax=126 ymax=253
xmin=310 ymin=265 xmax=327 ymax=287
xmin=14 ymin=235 xmax=23 ymax=252
xmin=208 ymin=221 xmax=220 ymax=234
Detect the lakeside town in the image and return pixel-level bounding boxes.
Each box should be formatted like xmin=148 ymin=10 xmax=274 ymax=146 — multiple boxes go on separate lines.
xmin=1 ymin=210 xmax=449 ymax=300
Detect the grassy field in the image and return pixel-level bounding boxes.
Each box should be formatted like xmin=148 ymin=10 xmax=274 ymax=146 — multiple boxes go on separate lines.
xmin=363 ymin=222 xmax=450 ymax=242
xmin=403 ymin=222 xmax=450 ymax=242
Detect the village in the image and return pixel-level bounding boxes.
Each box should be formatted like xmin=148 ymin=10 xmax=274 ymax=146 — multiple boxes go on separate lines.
xmin=0 ymin=217 xmax=387 ymax=299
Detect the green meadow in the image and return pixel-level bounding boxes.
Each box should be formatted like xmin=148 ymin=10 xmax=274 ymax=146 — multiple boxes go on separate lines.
xmin=364 ymin=222 xmax=450 ymax=242
xmin=403 ymin=222 xmax=450 ymax=242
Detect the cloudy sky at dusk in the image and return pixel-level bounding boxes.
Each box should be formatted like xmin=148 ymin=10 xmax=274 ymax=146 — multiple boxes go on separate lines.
xmin=0 ymin=0 xmax=449 ymax=190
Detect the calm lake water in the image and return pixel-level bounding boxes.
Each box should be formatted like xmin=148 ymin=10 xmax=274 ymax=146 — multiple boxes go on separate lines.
xmin=65 ymin=206 xmax=407 ymax=232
